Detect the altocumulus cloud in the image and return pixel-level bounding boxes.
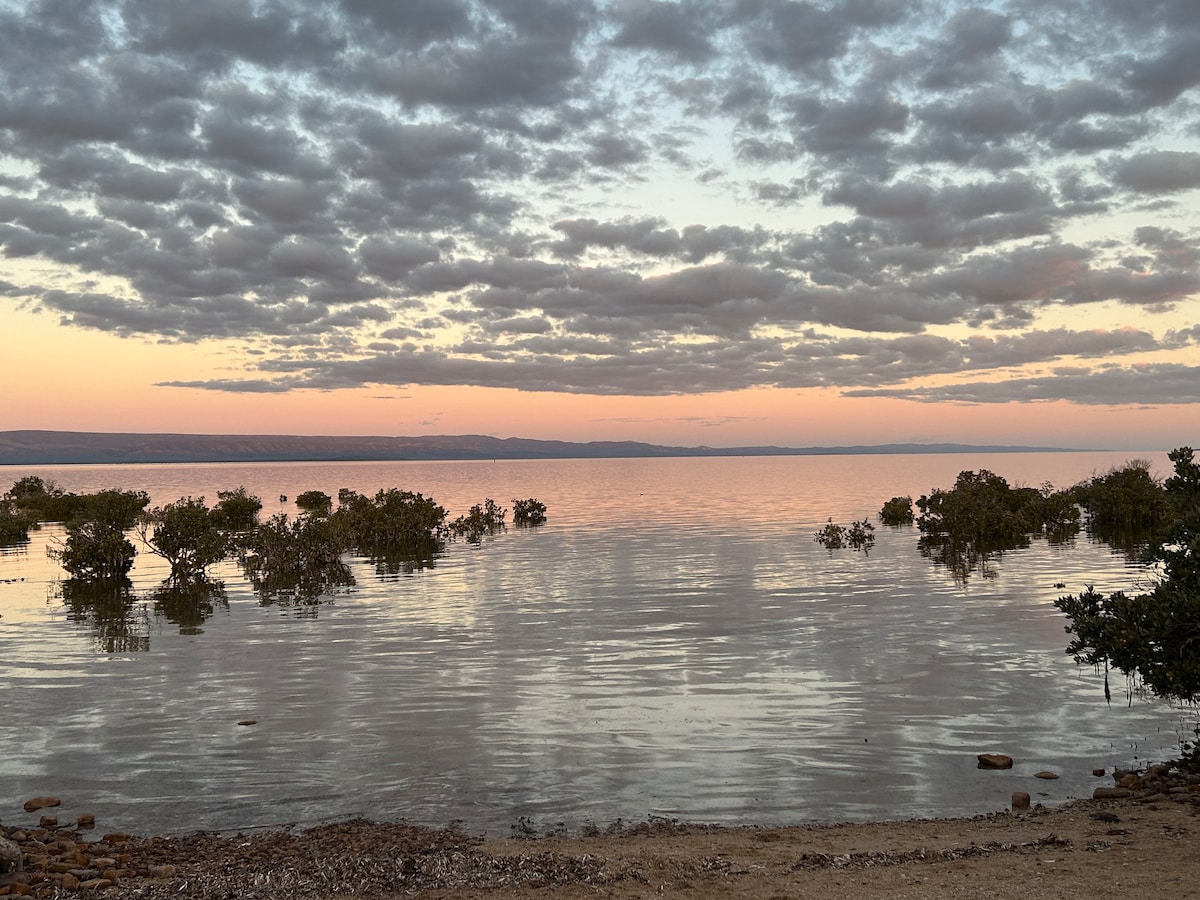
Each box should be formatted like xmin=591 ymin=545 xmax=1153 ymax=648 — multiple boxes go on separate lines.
xmin=0 ymin=0 xmax=1197 ymax=404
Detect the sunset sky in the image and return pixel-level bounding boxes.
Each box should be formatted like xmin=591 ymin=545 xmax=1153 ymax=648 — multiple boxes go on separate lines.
xmin=1 ymin=0 xmax=1198 ymax=450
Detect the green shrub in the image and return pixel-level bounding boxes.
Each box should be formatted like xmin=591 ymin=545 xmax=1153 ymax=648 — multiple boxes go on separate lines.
xmin=139 ymin=497 xmax=229 ymax=581
xmin=295 ymin=490 xmax=333 ymax=515
xmin=237 ymin=512 xmax=354 ymax=601
xmin=334 ymin=488 xmax=448 ymax=549
xmin=213 ymin=487 xmax=262 ymax=531
xmin=815 ymin=518 xmax=875 ymax=553
xmin=448 ymin=498 xmax=507 ymax=543
xmin=1071 ymin=460 xmax=1172 ymax=533
xmin=879 ymin=496 xmax=914 ymax=525
xmin=50 ymin=521 xmax=138 ymax=580
xmin=512 ymin=498 xmax=548 ymax=526
xmin=1056 ymin=447 xmax=1200 ymax=703
xmin=0 ymin=501 xmax=37 ymax=545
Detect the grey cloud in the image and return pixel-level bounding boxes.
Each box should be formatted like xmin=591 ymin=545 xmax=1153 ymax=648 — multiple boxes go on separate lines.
xmin=918 ymin=7 xmax=1011 ymax=91
xmin=610 ymin=0 xmax=717 ymax=63
xmin=159 ymin=378 xmax=299 ymax=393
xmin=0 ymin=0 xmax=1196 ymax=409
xmin=359 ymin=237 xmax=442 ymax=281
xmin=845 ymin=364 xmax=1200 ymax=405
xmin=1112 ymin=151 xmax=1200 ymax=194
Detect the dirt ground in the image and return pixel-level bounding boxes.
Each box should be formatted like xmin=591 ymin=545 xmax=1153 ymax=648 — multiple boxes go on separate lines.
xmin=6 ymin=794 xmax=1199 ymax=899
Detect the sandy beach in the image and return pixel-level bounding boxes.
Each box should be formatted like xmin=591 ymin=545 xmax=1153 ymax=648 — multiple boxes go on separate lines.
xmin=4 ymin=786 xmax=1200 ymax=899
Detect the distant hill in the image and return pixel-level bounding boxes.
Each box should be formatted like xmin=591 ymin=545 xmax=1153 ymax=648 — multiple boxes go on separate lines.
xmin=0 ymin=430 xmax=1087 ymax=466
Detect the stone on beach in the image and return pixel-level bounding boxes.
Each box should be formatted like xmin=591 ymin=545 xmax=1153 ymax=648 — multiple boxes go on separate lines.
xmin=0 ymin=836 xmax=22 ymax=873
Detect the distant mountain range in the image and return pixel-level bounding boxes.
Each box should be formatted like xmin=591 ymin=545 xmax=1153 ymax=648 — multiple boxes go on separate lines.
xmin=0 ymin=430 xmax=1087 ymax=466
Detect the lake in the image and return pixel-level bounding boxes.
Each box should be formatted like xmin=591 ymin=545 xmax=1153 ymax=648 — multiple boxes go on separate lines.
xmin=0 ymin=451 xmax=1192 ymax=837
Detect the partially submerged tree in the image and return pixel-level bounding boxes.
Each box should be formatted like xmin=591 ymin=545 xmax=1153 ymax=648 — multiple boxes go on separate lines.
xmin=237 ymin=512 xmax=354 ymax=602
xmin=512 ymin=498 xmax=547 ymax=526
xmin=1056 ymin=448 xmax=1200 ymax=704
xmin=915 ymin=471 xmax=1078 ymax=579
xmin=1070 ymin=460 xmax=1173 ymax=553
xmin=878 ymin=496 xmax=914 ymax=526
xmin=47 ymin=489 xmax=150 ymax=581
xmin=448 ymin=498 xmax=506 ymax=544
xmin=295 ymin=490 xmax=333 ymax=515
xmin=139 ymin=497 xmax=229 ymax=581
xmin=0 ymin=500 xmax=36 ymax=546
xmin=814 ymin=518 xmax=875 ymax=553
xmin=213 ymin=487 xmax=263 ymax=531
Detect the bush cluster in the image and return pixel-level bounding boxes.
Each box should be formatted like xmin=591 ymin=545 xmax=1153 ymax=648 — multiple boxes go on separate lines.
xmin=1056 ymin=448 xmax=1200 ymax=704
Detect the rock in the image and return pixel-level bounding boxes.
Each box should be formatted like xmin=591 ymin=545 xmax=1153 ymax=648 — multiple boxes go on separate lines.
xmin=76 ymin=814 xmax=95 ymax=830
xmin=79 ymin=878 xmax=113 ymax=890
xmin=148 ymin=865 xmax=176 ymax=879
xmin=1093 ymin=787 xmax=1132 ymax=799
xmin=1090 ymin=810 xmax=1121 ymax=823
xmin=1118 ymin=773 xmax=1140 ymax=789
xmin=1011 ymin=791 xmax=1031 ymax=810
xmin=59 ymin=872 xmax=80 ymax=890
xmin=977 ymin=753 xmax=1014 ymax=769
xmin=0 ymin=837 xmax=22 ymax=873
xmin=1092 ymin=768 xmax=1106 ymax=777
xmin=21 ymin=798 xmax=60 ymax=813
xmin=1034 ymin=771 xmax=1059 ymax=780
xmin=37 ymin=816 xmax=57 ymax=828
xmin=237 ymin=720 xmax=258 ymax=726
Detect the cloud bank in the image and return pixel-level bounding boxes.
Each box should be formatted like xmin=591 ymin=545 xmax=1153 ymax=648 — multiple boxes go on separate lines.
xmin=1 ymin=0 xmax=1198 ymax=406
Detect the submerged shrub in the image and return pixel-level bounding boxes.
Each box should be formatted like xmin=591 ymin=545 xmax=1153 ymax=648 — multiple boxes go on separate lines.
xmin=0 ymin=501 xmax=37 ymax=546
xmin=512 ymin=498 xmax=548 ymax=526
xmin=139 ymin=497 xmax=229 ymax=581
xmin=295 ymin=490 xmax=333 ymax=516
xmin=213 ymin=487 xmax=262 ymax=531
xmin=237 ymin=512 xmax=354 ymax=601
xmin=334 ymin=488 xmax=448 ymax=549
xmin=815 ymin=518 xmax=875 ymax=553
xmin=879 ymin=496 xmax=914 ymax=526
xmin=448 ymin=498 xmax=507 ymax=543
xmin=5 ymin=476 xmax=83 ymax=522
xmin=914 ymin=470 xmax=1079 ymax=580
xmin=46 ymin=488 xmax=150 ymax=581
xmin=50 ymin=521 xmax=138 ymax=580
xmin=1056 ymin=447 xmax=1200 ymax=705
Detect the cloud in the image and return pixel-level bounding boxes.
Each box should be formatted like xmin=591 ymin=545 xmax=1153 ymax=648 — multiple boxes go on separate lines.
xmin=845 ymin=364 xmax=1200 ymax=405
xmin=1112 ymin=151 xmax=1200 ymax=194
xmin=0 ymin=0 xmax=1196 ymax=410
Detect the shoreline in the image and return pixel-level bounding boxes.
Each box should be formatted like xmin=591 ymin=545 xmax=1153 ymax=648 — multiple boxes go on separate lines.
xmin=4 ymin=772 xmax=1200 ymax=898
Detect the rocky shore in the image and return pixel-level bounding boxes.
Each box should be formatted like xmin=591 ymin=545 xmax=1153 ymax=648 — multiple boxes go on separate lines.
xmin=3 ymin=758 xmax=1200 ymax=899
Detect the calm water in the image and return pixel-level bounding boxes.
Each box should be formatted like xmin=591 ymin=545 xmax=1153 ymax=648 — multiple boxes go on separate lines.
xmin=0 ymin=452 xmax=1192 ymax=836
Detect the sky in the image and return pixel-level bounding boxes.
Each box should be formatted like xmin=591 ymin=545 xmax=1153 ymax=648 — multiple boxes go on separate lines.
xmin=1 ymin=0 xmax=1198 ymax=450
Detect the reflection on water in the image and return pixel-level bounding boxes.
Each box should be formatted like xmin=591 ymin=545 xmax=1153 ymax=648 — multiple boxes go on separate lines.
xmin=0 ymin=452 xmax=1192 ymax=836
xmin=150 ymin=579 xmax=229 ymax=635
xmin=58 ymin=578 xmax=150 ymax=654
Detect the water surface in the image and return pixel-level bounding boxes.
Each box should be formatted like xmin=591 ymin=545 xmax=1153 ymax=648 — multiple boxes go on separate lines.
xmin=0 ymin=452 xmax=1190 ymax=835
